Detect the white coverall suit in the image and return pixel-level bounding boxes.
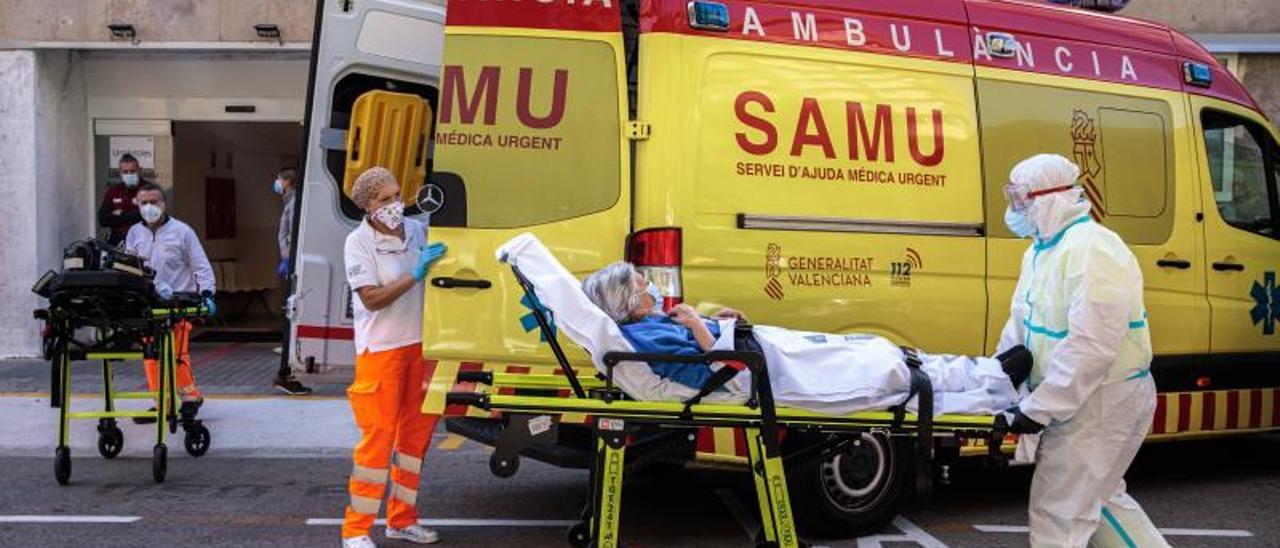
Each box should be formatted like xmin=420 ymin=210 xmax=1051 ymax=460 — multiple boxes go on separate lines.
xmin=997 ymin=155 xmax=1169 ymax=548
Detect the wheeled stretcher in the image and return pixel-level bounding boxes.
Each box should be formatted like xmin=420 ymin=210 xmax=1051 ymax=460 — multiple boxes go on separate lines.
xmin=32 ymin=240 xmax=212 ymax=485
xmin=440 ymin=235 xmax=1011 ymax=547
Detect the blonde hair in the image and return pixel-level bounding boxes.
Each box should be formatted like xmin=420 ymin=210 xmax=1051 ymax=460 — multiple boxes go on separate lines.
xmin=350 ymin=167 xmax=399 ymax=211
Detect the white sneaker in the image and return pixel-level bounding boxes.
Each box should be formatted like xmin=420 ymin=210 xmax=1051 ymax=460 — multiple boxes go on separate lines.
xmin=342 ymin=535 xmax=377 ymax=548
xmin=385 ymin=524 xmax=439 ymax=544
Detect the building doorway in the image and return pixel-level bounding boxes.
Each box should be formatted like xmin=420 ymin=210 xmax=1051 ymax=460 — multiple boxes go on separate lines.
xmin=170 ymin=121 xmax=301 ymax=341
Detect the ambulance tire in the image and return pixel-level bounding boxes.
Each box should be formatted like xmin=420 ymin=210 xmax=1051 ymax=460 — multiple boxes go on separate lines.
xmin=54 ymin=445 xmax=71 ymax=486
xmin=785 ymin=431 xmax=907 ymax=538
xmin=152 ymin=444 xmax=168 ymax=483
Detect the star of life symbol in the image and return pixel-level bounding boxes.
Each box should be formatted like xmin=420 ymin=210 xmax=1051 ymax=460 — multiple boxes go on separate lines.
xmin=1250 ymin=271 xmax=1279 ymax=335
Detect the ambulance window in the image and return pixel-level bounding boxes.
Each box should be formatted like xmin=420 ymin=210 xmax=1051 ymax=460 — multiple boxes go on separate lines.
xmin=1201 ymin=110 xmax=1278 ymax=238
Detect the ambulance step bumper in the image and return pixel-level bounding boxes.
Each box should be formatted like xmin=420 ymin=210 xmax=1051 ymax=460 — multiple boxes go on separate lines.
xmin=444 ymin=417 xmax=593 ymax=470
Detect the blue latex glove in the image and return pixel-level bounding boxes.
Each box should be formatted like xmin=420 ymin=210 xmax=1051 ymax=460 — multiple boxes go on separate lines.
xmin=203 ymin=296 xmax=217 ymax=316
xmin=276 ymin=259 xmax=289 ymax=278
xmin=412 ymin=242 xmax=447 ymax=282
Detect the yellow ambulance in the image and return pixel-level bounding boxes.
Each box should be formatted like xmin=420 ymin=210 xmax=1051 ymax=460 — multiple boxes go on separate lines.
xmin=292 ymin=0 xmax=1280 ymax=536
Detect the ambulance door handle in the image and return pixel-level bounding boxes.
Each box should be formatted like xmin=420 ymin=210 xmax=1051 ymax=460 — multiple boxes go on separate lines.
xmin=1156 ymin=259 xmax=1191 ymax=270
xmin=1212 ymin=262 xmax=1245 ymax=272
xmin=431 ymin=277 xmax=492 ymax=289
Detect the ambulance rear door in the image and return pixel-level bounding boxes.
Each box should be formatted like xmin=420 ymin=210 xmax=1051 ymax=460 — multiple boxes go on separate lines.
xmin=423 ymin=1 xmax=631 ymax=375
xmin=289 ymin=0 xmax=445 ymax=370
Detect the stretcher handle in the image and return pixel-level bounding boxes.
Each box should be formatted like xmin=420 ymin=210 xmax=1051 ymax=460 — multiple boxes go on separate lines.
xmin=446 ymin=392 xmax=489 ymax=409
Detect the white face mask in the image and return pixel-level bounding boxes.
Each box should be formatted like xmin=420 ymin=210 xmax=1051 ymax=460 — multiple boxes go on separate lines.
xmin=372 ymin=200 xmax=404 ymax=230
xmin=121 ymin=173 xmax=140 ymax=188
xmin=272 ymin=178 xmax=284 ymax=195
xmin=140 ymin=203 xmax=164 ymax=224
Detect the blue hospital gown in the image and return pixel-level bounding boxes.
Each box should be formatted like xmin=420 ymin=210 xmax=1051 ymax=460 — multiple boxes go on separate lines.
xmin=619 ymin=315 xmax=721 ymax=390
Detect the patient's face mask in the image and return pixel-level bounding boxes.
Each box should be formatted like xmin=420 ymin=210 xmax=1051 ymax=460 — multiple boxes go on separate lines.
xmin=645 ymin=281 xmax=663 ymax=309
xmin=372 ymin=200 xmax=404 ymax=230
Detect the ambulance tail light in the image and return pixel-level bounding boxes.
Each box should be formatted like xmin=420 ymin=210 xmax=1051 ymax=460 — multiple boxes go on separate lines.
xmin=627 ymin=228 xmax=683 ymax=311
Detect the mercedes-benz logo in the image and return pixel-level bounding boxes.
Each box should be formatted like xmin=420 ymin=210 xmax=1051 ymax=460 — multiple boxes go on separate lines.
xmin=417 ymin=184 xmax=445 ymax=214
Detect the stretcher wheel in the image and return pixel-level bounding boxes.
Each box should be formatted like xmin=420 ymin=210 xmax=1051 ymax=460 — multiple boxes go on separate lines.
xmin=152 ymin=444 xmax=168 ymax=483
xmin=54 ymin=446 xmax=71 ymax=486
xmin=566 ymin=522 xmax=590 ymax=548
xmin=183 ymin=423 xmax=210 ymax=457
xmin=97 ymin=424 xmax=125 ymax=459
xmin=489 ymin=453 xmax=519 ymax=478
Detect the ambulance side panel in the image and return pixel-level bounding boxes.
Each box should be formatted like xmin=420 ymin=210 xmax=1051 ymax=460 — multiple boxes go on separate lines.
xmin=421 ymin=1 xmax=632 ymax=407
xmin=636 ymin=0 xmax=989 ymax=354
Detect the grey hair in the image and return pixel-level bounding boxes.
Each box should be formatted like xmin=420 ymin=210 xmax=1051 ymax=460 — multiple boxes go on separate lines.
xmin=350 ymin=166 xmax=399 ymax=211
xmin=582 ymin=261 xmax=643 ymax=323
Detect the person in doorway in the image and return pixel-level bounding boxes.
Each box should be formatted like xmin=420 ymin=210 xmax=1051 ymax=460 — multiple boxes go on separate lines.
xmin=98 ymin=153 xmax=147 ymax=247
xmin=340 ymin=167 xmax=447 ymax=547
xmin=271 ymin=167 xmax=312 ymax=395
xmin=125 ymin=182 xmax=217 ymax=424
xmin=995 ymin=154 xmax=1168 ymax=547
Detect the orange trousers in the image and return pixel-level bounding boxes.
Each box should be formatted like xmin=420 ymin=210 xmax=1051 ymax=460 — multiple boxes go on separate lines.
xmin=143 ymin=320 xmax=202 ymax=402
xmin=342 ymin=343 xmax=439 ymax=539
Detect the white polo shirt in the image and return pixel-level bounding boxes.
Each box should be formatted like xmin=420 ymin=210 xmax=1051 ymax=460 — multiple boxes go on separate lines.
xmin=344 ymin=217 xmax=427 ymax=355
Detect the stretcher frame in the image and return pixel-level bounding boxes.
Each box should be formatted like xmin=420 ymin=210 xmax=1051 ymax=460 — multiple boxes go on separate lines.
xmin=37 ymin=303 xmax=211 ymax=485
xmin=445 ymin=264 xmax=1005 ymax=547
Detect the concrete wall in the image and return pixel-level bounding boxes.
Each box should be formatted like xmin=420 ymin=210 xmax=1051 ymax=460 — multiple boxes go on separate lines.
xmin=0 ymin=51 xmax=40 ymax=357
xmin=0 ymin=0 xmax=315 ymax=43
xmin=1125 ymin=0 xmax=1280 ymax=33
xmin=0 ymin=50 xmax=89 ymax=358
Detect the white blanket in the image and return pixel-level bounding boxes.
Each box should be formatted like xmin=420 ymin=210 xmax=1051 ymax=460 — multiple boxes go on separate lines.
xmin=496 ymin=234 xmax=1016 ymax=415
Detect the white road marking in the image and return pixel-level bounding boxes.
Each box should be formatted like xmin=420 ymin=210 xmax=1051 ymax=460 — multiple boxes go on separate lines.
xmin=305 ymin=518 xmax=578 ymax=527
xmin=974 ymin=524 xmax=1253 ymax=537
xmin=854 ymin=516 xmax=949 ymax=548
xmin=0 ymin=515 xmax=141 ymax=523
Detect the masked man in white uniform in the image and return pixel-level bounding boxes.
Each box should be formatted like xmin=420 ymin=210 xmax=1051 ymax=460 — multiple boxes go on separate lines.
xmin=995 ymin=154 xmax=1168 ymax=548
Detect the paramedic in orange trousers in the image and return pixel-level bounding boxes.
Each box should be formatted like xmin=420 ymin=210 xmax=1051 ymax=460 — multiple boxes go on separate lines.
xmin=340 ymin=167 xmax=447 ymax=548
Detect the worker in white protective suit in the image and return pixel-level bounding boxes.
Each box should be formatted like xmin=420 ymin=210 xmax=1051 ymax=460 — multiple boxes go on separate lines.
xmin=994 ymin=154 xmax=1169 ymax=548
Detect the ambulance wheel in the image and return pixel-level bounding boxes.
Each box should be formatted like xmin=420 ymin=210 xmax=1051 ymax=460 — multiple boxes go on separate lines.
xmin=184 ymin=424 xmax=210 ymax=457
xmin=566 ymin=522 xmax=590 ymax=548
xmin=54 ymin=446 xmax=71 ymax=485
xmin=490 ymin=453 xmax=519 ymax=478
xmin=152 ymin=444 xmax=168 ymax=483
xmin=97 ymin=425 xmax=125 ymax=459
xmin=786 ymin=431 xmax=907 ymax=538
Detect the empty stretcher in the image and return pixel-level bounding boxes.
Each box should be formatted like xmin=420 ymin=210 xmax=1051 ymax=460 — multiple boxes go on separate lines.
xmin=33 ymin=239 xmax=212 ymax=485
xmin=441 ymin=235 xmax=1009 ymax=547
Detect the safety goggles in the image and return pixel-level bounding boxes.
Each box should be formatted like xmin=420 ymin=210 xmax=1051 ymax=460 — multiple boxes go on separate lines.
xmin=1004 ymin=183 xmax=1077 ymax=212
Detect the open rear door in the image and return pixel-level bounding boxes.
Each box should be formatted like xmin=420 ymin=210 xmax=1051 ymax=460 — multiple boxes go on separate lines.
xmin=423 ymin=1 xmax=631 ymax=397
xmin=288 ymin=0 xmax=444 ymax=370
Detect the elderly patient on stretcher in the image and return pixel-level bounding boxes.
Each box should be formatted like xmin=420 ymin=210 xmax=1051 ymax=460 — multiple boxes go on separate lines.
xmin=582 ymin=262 xmax=1032 ymax=416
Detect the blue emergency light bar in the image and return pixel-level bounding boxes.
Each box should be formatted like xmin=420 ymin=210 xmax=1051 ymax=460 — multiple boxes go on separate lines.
xmin=1183 ymin=62 xmax=1214 ymax=88
xmin=687 ymin=1 xmax=730 ymax=32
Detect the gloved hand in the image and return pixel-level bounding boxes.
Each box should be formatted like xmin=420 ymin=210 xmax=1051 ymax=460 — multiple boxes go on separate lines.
xmin=276 ymin=259 xmax=289 ymax=279
xmin=201 ymin=291 xmax=217 ymax=317
xmin=995 ymin=406 xmax=1044 ymax=435
xmin=412 ymin=242 xmax=447 ymax=282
